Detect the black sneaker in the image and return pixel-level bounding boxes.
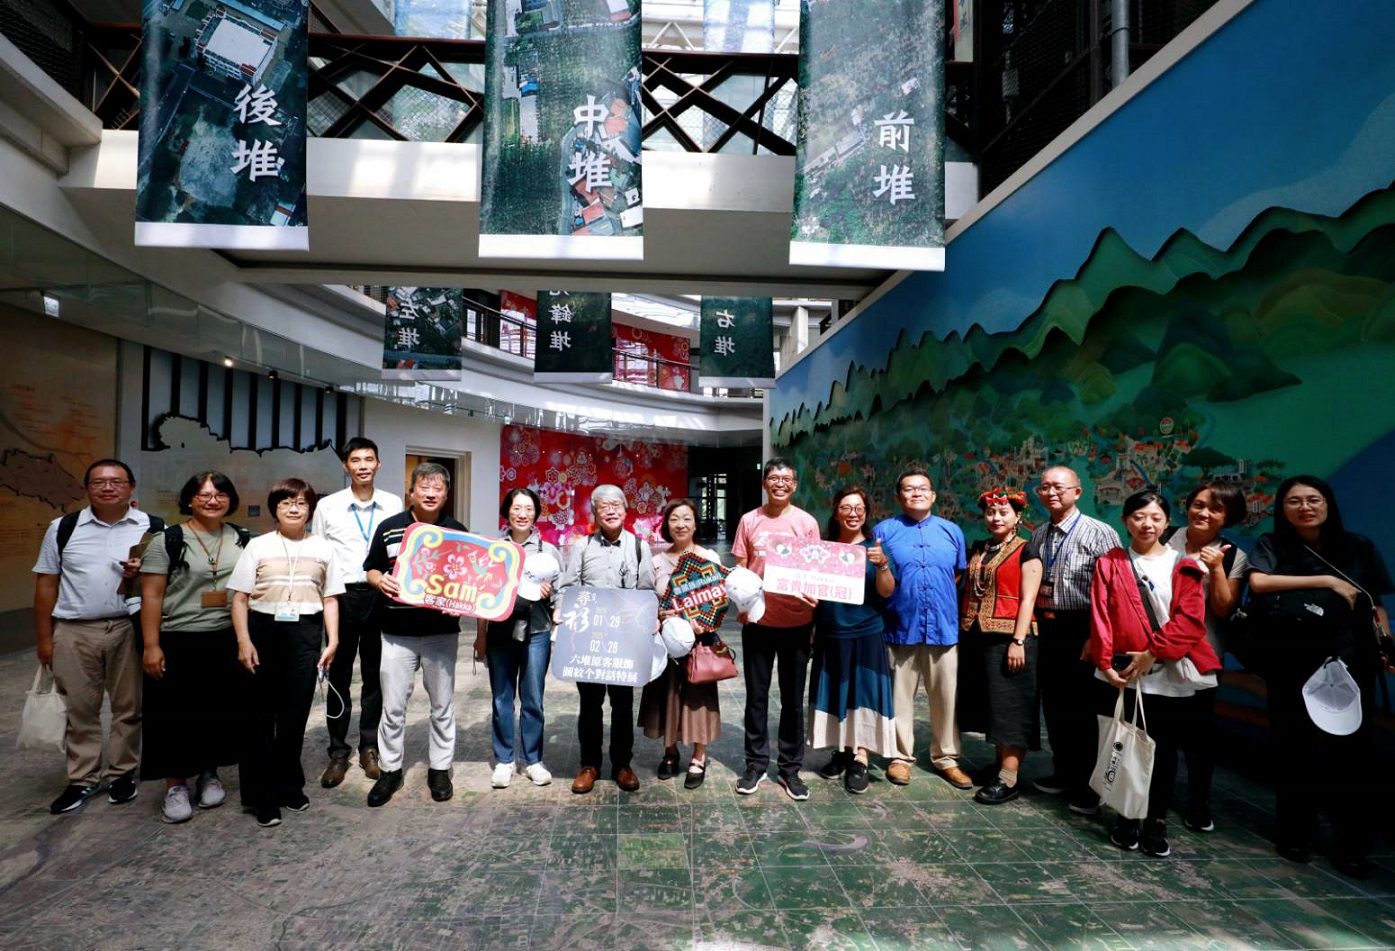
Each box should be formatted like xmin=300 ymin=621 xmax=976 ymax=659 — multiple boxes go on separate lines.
xmin=428 ymin=768 xmax=453 ymax=802
xmin=255 ymin=805 xmax=282 ymax=828
xmin=817 ymin=752 xmax=850 ymax=780
xmin=1032 ymin=774 xmax=1067 ymax=795
xmin=778 ymin=773 xmax=810 ymax=802
xmin=1140 ymin=818 xmax=1171 ymax=857
xmin=107 ymin=773 xmax=138 ymax=805
xmin=735 ymin=769 xmax=766 ymax=795
xmin=1068 ymin=790 xmax=1100 ymax=815
xmin=1110 ymin=818 xmax=1141 ymax=851
xmin=844 ymin=760 xmax=869 ymax=795
xmin=1183 ymin=805 xmax=1215 ymax=833
xmin=974 ymin=779 xmax=1020 ymax=805
xmin=281 ymin=791 xmax=310 ymax=812
xmin=367 ymin=769 xmax=404 ymax=807
xmin=49 ymin=783 xmax=100 ymax=815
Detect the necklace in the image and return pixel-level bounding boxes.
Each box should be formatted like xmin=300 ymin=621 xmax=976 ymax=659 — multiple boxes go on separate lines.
xmin=185 ymin=521 xmax=225 ymax=570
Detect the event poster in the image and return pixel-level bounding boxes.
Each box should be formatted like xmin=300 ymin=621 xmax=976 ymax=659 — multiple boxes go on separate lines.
xmin=661 ymin=551 xmax=731 ymax=633
xmin=699 ymin=297 xmax=775 ymax=388
xmin=136 ymin=0 xmax=308 ymax=249
xmin=534 ymin=290 xmax=614 ymax=382
xmin=381 ymin=287 xmax=465 ymax=380
xmin=760 ymin=535 xmax=867 ymax=605
xmin=390 ymin=523 xmax=525 ymax=621
xmin=703 ymin=0 xmax=774 ymax=52
xmin=480 ymin=0 xmax=644 ymax=260
xmin=551 ymin=587 xmax=664 ymax=687
xmin=789 ymin=0 xmax=945 ymax=271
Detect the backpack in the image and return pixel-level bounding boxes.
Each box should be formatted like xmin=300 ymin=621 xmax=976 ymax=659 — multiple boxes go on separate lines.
xmin=163 ymin=522 xmax=251 ymax=575
xmin=56 ymin=510 xmax=166 ymax=565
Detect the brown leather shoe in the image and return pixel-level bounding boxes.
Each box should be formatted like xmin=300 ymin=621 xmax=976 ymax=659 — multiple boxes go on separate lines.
xmin=937 ymin=765 xmax=974 ymax=790
xmin=885 ymin=760 xmax=913 ymax=785
xmin=614 ymin=766 xmax=640 ymax=792
xmin=571 ymin=767 xmax=599 ymax=794
xmin=359 ymin=748 xmax=382 ymax=781
xmin=320 ymin=756 xmax=350 ymax=788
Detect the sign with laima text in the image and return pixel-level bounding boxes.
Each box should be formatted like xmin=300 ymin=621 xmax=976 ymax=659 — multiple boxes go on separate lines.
xmin=551 ymin=586 xmax=663 ymax=687
xmin=760 ymin=535 xmax=866 ymax=605
xmin=390 ymin=524 xmax=524 ymax=621
xmin=661 ymin=551 xmax=731 ymax=633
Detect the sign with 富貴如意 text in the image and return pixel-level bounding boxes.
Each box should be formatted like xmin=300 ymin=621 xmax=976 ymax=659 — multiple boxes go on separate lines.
xmin=390 ymin=523 xmax=524 ymax=621
xmin=760 ymin=535 xmax=867 ymax=605
xmin=136 ymin=0 xmax=308 ymax=249
xmin=699 ymin=297 xmax=775 ymax=388
xmin=551 ymin=587 xmax=663 ymax=687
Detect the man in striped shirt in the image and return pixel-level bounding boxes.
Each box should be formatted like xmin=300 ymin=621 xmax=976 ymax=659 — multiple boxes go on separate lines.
xmin=1021 ymin=465 xmax=1120 ymax=814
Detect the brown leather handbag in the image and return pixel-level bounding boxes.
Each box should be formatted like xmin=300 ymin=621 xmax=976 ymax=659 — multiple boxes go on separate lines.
xmin=686 ymin=639 xmax=738 ymax=684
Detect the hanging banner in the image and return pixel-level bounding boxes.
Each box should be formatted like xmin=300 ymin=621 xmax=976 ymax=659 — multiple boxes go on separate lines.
xmin=699 ymin=297 xmax=775 ymax=388
xmin=136 ymin=0 xmax=308 ymax=249
xmin=382 ymin=287 xmax=465 ymax=381
xmin=480 ymin=0 xmax=644 ymax=261
xmin=534 ymin=291 xmax=614 ymax=383
xmin=703 ymin=0 xmax=775 ymax=53
xmin=789 ymin=0 xmax=945 ymax=272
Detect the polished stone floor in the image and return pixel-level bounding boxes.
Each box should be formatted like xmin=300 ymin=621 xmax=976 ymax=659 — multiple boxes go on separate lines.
xmin=1 ymin=627 xmax=1392 ymax=951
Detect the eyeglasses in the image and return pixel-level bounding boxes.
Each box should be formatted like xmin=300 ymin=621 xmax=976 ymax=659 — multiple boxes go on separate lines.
xmin=764 ymin=475 xmax=795 ymax=485
xmin=836 ymin=505 xmax=866 ymax=515
xmin=1036 ymin=483 xmax=1080 ymax=496
xmin=1283 ymin=495 xmax=1326 ymax=509
xmin=193 ymin=492 xmax=230 ymax=503
xmin=88 ymin=479 xmax=130 ymax=488
xmin=899 ymin=486 xmax=933 ymax=497
xmin=595 ymin=502 xmax=626 ymax=514
xmin=277 ymin=499 xmax=309 ymax=510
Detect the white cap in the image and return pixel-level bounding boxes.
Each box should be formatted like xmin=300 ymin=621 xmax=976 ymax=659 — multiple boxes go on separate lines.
xmin=659 ymin=615 xmax=696 ymax=659
xmin=724 ymin=566 xmax=766 ymax=624
xmin=517 ymin=551 xmax=560 ymax=602
xmin=1302 ymin=657 xmax=1363 ymax=736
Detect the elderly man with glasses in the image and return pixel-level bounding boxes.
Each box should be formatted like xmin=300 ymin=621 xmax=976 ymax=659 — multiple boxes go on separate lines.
xmin=1022 ymin=465 xmax=1119 ymax=814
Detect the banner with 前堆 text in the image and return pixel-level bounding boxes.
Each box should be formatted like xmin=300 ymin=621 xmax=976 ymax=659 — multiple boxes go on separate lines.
xmin=789 ymin=0 xmax=945 ymax=271
xmin=382 ymin=287 xmax=465 ymax=380
xmin=534 ymin=291 xmax=614 ymax=382
xmin=136 ymin=0 xmax=308 ymax=249
xmin=699 ymin=297 xmax=775 ymax=388
xmin=480 ymin=0 xmax=643 ymax=260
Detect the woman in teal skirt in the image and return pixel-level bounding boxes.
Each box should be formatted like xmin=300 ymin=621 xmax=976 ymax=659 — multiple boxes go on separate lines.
xmin=808 ymin=485 xmax=898 ymax=794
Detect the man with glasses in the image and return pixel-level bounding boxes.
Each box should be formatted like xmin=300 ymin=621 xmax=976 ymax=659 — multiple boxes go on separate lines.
xmin=33 ymin=459 xmax=160 ymax=814
xmin=1022 ymin=465 xmax=1119 ymax=813
xmin=874 ymin=466 xmax=971 ymax=789
xmin=558 ymin=485 xmax=655 ymax=794
xmin=732 ymin=459 xmax=821 ymax=800
xmin=311 ymin=437 xmax=403 ymax=788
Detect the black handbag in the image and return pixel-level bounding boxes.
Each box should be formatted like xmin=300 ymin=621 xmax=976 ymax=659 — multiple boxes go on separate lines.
xmin=1232 ymin=586 xmax=1352 ymax=678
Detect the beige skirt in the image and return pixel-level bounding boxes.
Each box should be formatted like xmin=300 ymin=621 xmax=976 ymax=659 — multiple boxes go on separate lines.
xmin=637 ymin=660 xmax=722 ymax=746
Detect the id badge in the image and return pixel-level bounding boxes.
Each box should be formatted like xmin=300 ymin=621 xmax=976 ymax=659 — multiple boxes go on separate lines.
xmin=1035 ymin=581 xmax=1054 ymax=606
xmin=274 ymin=603 xmax=300 ymax=622
xmin=201 ymin=590 xmax=229 ymax=609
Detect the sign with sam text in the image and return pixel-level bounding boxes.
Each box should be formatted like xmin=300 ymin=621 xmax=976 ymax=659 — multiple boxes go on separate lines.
xmin=551 ymin=587 xmax=663 ymax=687
xmin=390 ymin=524 xmax=524 ymax=621
xmin=760 ymin=535 xmax=867 ymax=605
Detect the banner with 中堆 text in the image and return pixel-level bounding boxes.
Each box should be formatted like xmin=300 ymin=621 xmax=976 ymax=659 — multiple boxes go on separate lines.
xmin=703 ymin=0 xmax=775 ymax=53
xmin=789 ymin=0 xmax=945 ymax=271
xmin=389 ymin=523 xmax=525 ymax=621
xmin=382 ymin=288 xmax=465 ymax=380
xmin=136 ymin=0 xmax=308 ymax=249
xmin=480 ymin=0 xmax=643 ymax=261
xmin=699 ymin=297 xmax=775 ymax=388
xmin=551 ymin=587 xmax=664 ymax=687
xmin=534 ymin=291 xmax=613 ymax=383
xmin=761 ymin=535 xmax=867 ymax=605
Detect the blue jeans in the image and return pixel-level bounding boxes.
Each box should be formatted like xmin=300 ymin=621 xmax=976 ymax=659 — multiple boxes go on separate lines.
xmin=487 ymin=630 xmax=551 ymax=765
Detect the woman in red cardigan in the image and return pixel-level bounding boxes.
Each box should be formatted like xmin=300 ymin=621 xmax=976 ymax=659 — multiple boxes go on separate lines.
xmin=1089 ymin=489 xmax=1219 ymax=858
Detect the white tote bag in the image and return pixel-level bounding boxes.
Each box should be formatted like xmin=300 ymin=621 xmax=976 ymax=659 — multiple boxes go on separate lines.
xmin=1089 ymin=686 xmax=1156 ymax=820
xmin=17 ymin=666 xmax=67 ymax=753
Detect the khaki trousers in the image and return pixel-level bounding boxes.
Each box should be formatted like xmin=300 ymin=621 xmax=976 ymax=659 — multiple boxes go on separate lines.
xmin=51 ymin=617 xmax=142 ymax=784
xmin=888 ymin=643 xmax=960 ymax=769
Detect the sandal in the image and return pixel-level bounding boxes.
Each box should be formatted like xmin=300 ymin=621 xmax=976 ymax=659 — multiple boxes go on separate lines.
xmin=684 ymin=759 xmax=708 ymax=790
xmin=657 ymin=752 xmax=681 ymax=781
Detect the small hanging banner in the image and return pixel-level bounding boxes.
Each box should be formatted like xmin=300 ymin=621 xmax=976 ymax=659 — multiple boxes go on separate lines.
xmin=789 ymin=0 xmax=945 ymax=271
xmin=136 ymin=0 xmax=308 ymax=249
xmin=699 ymin=297 xmax=775 ymax=388
xmin=479 ymin=0 xmax=644 ymax=261
xmin=703 ymin=0 xmax=775 ymax=52
xmin=534 ymin=291 xmax=614 ymax=383
xmin=382 ymin=287 xmax=465 ymax=381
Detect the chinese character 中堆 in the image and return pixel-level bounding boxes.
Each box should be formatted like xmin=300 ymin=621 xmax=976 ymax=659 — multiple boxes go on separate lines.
xmin=567 ymin=151 xmax=612 ymax=191
xmin=574 ymin=95 xmax=608 ymax=138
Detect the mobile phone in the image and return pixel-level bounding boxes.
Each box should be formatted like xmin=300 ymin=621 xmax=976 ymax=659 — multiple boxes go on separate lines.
xmin=1111 ymin=653 xmax=1132 ymax=672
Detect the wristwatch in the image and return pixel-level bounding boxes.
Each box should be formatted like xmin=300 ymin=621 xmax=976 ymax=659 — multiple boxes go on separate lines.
xmin=1011 ymin=636 xmax=1026 ymax=647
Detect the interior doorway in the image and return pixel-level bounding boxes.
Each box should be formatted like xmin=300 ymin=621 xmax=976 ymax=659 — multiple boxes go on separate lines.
xmin=404 ymin=450 xmax=470 ymax=525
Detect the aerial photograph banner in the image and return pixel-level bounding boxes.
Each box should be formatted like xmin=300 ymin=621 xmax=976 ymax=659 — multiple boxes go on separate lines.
xmin=534 ymin=290 xmax=614 ymax=383
xmin=480 ymin=0 xmax=644 ymax=261
xmin=381 ymin=287 xmax=465 ymax=380
xmin=703 ymin=0 xmax=775 ymax=52
xmin=699 ymin=297 xmax=775 ymax=388
xmin=789 ymin=0 xmax=945 ymax=271
xmin=136 ymin=0 xmax=308 ymax=249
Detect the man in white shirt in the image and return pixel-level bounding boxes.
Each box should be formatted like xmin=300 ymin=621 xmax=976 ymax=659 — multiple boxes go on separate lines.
xmin=33 ymin=459 xmax=159 ymax=814
xmin=310 ymin=437 xmax=403 ymax=787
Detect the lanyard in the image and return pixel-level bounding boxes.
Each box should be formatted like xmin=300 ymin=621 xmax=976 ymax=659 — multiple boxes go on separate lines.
xmin=186 ymin=522 xmax=226 ymax=582
xmin=1043 ymin=515 xmax=1080 ymax=574
xmin=351 ymin=501 xmax=377 ymax=545
xmin=279 ymin=533 xmax=302 ymax=596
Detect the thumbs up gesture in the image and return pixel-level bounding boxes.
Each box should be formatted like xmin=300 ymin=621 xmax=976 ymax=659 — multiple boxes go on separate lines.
xmin=1198 ymin=543 xmax=1230 ymax=572
xmin=868 ymin=536 xmax=889 ymax=570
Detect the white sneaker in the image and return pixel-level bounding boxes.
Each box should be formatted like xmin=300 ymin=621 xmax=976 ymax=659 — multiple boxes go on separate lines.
xmin=196 ymin=771 xmax=226 ymax=809
xmin=491 ymin=762 xmax=514 ymax=788
xmin=524 ymin=762 xmax=553 ymax=786
xmin=162 ymin=785 xmax=193 ymax=824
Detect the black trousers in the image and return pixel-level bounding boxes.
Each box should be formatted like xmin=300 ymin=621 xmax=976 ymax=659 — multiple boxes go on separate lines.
xmin=325 ymin=586 xmax=382 ymax=757
xmin=577 ymin=682 xmax=633 ymax=771
xmin=240 ymin=612 xmax=321 ymax=809
xmin=741 ymin=622 xmax=812 ymax=777
xmin=1037 ymin=611 xmax=1097 ymax=793
xmin=141 ymin=627 xmax=243 ymax=779
xmin=1180 ymin=684 xmax=1218 ymax=808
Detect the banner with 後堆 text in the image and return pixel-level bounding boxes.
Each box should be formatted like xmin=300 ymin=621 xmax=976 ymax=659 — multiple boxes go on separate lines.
xmin=789 ymin=0 xmax=945 ymax=271
xmin=382 ymin=287 xmax=465 ymax=380
xmin=534 ymin=291 xmax=613 ymax=383
xmin=136 ymin=0 xmax=308 ymax=249
xmin=480 ymin=0 xmax=644 ymax=261
xmin=699 ymin=297 xmax=775 ymax=388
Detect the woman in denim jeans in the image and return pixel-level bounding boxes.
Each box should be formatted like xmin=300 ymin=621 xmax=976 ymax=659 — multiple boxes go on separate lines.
xmin=476 ymin=488 xmax=560 ymax=788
